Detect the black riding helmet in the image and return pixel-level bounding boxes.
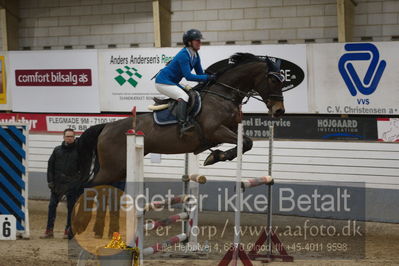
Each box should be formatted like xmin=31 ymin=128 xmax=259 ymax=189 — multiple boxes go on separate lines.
xmin=183 ymin=29 xmax=203 ymax=46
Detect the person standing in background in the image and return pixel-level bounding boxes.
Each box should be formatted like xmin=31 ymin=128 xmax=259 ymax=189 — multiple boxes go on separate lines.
xmin=41 ymin=128 xmax=80 ymax=239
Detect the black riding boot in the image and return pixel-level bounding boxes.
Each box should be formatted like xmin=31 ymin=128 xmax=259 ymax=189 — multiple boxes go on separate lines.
xmin=176 ymin=100 xmax=194 ymax=137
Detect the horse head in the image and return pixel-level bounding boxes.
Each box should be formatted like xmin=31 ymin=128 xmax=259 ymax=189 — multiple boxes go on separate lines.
xmin=212 ymin=53 xmax=285 ymax=117
xmin=255 ymin=67 xmax=285 ymax=117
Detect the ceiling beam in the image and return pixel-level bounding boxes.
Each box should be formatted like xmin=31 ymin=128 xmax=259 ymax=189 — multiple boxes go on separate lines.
xmin=0 ymin=0 xmax=19 ymax=50
xmin=152 ymin=0 xmax=171 ymax=48
xmin=337 ymin=0 xmax=357 ymax=43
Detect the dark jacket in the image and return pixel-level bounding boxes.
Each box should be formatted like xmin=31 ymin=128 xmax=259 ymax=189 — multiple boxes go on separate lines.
xmin=47 ymin=141 xmax=80 ymax=195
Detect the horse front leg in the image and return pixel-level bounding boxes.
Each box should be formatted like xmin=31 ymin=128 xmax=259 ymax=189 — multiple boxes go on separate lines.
xmin=204 ymin=125 xmax=253 ymax=166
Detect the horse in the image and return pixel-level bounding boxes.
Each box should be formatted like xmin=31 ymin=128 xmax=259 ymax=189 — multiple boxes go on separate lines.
xmin=77 ymin=53 xmax=285 ymax=188
xmin=71 ymin=53 xmax=285 ymax=235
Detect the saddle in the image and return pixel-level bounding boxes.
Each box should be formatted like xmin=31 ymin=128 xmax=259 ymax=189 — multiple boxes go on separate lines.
xmin=151 ymin=86 xmax=203 ymax=126
xmin=150 ymin=87 xmax=198 ymax=113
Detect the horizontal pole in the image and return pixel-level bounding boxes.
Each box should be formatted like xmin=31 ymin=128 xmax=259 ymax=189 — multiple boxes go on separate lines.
xmin=144 ymin=195 xmax=189 ymax=212
xmin=144 ymin=212 xmax=188 ymax=231
xmin=241 ymin=176 xmax=274 ymax=189
xmin=142 ymin=233 xmax=187 ymax=255
xmin=182 ymin=174 xmax=207 ymax=184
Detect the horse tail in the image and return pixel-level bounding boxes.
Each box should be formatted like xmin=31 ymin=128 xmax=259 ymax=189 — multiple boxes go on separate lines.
xmin=77 ymin=123 xmax=106 ymax=188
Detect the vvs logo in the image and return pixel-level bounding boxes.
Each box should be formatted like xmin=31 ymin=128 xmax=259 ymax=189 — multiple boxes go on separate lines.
xmin=338 ymin=43 xmax=386 ymax=105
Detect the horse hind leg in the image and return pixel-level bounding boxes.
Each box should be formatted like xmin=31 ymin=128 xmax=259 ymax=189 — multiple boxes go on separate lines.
xmin=87 ymin=168 xmax=121 ymax=187
xmin=72 ymin=170 xmax=119 ymax=236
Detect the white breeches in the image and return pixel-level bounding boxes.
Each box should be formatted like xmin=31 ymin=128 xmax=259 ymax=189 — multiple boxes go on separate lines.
xmin=155 ymin=83 xmax=189 ymax=102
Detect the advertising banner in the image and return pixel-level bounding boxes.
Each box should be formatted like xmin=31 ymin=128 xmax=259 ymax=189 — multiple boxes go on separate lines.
xmin=242 ymin=115 xmax=378 ymax=140
xmin=201 ymin=44 xmax=308 ymax=114
xmin=0 ymin=113 xmax=128 ymax=133
xmin=310 ymin=42 xmax=399 ymax=115
xmin=98 ymin=47 xmax=178 ymax=112
xmin=98 ymin=44 xmax=308 ymax=113
xmin=377 ymin=118 xmax=399 ymax=142
xmin=0 ymin=112 xmax=379 ymax=140
xmin=9 ymin=50 xmax=100 ymax=113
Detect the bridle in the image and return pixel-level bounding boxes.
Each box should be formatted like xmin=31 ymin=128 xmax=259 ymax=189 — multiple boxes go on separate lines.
xmin=202 ymin=81 xmax=260 ymax=103
xmin=200 ymin=73 xmax=284 ymax=105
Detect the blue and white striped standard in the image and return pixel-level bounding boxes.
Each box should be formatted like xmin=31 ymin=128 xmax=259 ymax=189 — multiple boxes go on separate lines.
xmin=0 ymin=123 xmax=30 ymax=239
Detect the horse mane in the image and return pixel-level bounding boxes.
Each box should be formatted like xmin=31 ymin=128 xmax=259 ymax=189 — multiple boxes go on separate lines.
xmin=229 ymin=52 xmax=265 ymax=64
xmin=205 ymin=53 xmax=266 ymax=76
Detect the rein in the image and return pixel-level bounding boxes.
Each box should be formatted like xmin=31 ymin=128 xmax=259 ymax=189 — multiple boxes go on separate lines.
xmin=200 ymin=81 xmax=283 ymax=105
xmin=201 ymin=82 xmax=262 ymax=105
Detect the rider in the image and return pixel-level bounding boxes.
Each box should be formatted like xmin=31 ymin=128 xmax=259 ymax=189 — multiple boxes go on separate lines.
xmin=155 ymin=29 xmax=214 ymax=136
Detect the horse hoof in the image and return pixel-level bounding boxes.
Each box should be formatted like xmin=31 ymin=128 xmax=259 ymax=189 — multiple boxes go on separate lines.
xmin=204 ymin=156 xmax=215 ymax=166
xmin=204 ymin=150 xmax=223 ymax=166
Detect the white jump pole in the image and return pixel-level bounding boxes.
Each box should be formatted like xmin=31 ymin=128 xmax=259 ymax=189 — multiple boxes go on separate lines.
xmin=233 ymin=123 xmax=244 ymax=264
xmin=181 ymin=153 xmax=203 ymax=251
xmin=182 ymin=153 xmax=189 ymax=242
xmin=187 ymin=153 xmax=201 ymax=246
xmin=125 ymin=129 xmax=145 ymax=264
xmin=266 ymin=125 xmax=274 ymax=256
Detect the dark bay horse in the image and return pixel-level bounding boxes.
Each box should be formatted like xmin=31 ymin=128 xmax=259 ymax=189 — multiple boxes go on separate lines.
xmin=77 ymin=53 xmax=285 ymax=187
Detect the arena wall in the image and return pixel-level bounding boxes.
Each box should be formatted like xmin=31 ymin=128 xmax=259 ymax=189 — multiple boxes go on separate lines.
xmin=2 ymin=0 xmax=398 ymax=223
xmin=16 ymin=0 xmax=399 ymax=50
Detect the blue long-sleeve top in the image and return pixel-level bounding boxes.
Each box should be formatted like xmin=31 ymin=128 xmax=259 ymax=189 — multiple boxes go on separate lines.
xmin=155 ymin=48 xmax=209 ymax=87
